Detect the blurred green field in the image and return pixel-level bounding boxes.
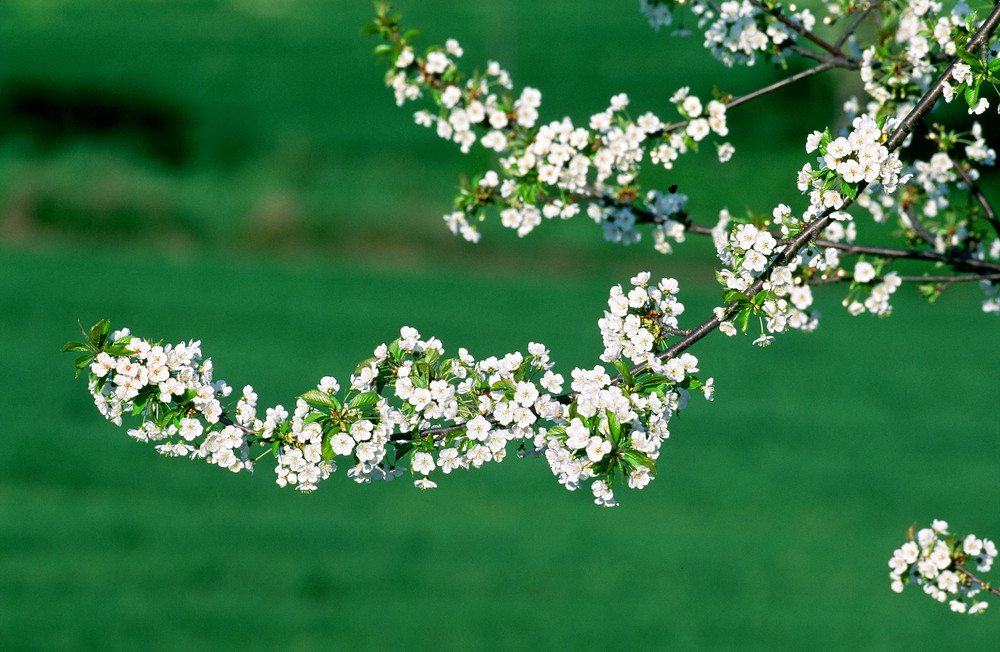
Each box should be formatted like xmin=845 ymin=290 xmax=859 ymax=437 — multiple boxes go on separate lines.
xmin=2 ymin=0 xmax=1000 ymax=650
xmin=3 ymin=246 xmax=1000 ymax=650
xmin=0 ymin=0 xmax=832 ymax=264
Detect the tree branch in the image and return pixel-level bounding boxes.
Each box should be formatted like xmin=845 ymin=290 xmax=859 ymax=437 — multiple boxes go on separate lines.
xmin=628 ymin=1 xmax=1000 ymax=372
xmin=389 ymin=1 xmax=1000 ymax=446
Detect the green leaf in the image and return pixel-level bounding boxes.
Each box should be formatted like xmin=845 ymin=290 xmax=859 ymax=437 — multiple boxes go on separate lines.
xmin=819 ymin=128 xmax=832 ymax=150
xmin=621 ymin=450 xmax=657 ymax=475
xmin=62 ymin=341 xmax=92 ymax=353
xmin=736 ymin=308 xmax=752 ymax=334
xmin=299 ymin=389 xmax=336 ymax=409
xmin=723 ymin=289 xmax=749 ymax=304
xmin=348 ymin=391 xmax=381 ymax=410
xmin=956 ymin=47 xmax=980 ymax=67
xmin=394 ymin=441 xmax=415 ymax=463
xmin=965 ymin=82 xmax=980 ymax=108
xmin=410 ymin=362 xmax=432 ymax=389
xmin=88 ymin=319 xmax=111 ymax=349
xmin=840 ymin=180 xmax=857 ymax=201
xmin=633 ymin=374 xmax=669 ymax=393
xmin=72 ymin=353 xmax=94 ymax=377
xmin=606 ymin=409 xmax=622 ymax=446
xmin=989 ymin=58 xmax=1000 ymax=73
xmin=611 ymin=359 xmax=633 ymax=386
xmin=490 ymin=379 xmax=515 ymax=394
xmin=423 ymin=347 xmax=440 ymax=368
xmin=322 ymin=436 xmax=335 ymax=461
xmin=546 ymin=425 xmax=567 ymax=440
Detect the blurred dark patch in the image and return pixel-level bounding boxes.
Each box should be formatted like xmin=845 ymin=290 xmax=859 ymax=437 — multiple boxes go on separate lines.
xmin=0 ymin=81 xmax=191 ymax=166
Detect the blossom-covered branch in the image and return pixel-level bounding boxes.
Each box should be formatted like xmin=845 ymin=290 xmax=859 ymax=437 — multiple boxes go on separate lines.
xmin=64 ymin=270 xmax=713 ymax=507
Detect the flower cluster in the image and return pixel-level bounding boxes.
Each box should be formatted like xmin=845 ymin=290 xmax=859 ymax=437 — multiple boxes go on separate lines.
xmin=694 ymin=0 xmax=816 ymax=67
xmin=82 ymin=326 xmax=253 ymax=474
xmin=599 ymin=273 xmax=689 ymax=368
xmin=802 ymin=114 xmax=905 ymax=205
xmin=889 ymin=520 xmax=997 ymax=614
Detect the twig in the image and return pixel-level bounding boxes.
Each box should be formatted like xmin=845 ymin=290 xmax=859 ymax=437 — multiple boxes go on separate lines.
xmin=948 ymin=153 xmax=1000 ymax=237
xmin=724 ymin=60 xmax=840 ymax=110
xmin=833 ymin=0 xmax=881 ymax=53
xmin=955 ymin=563 xmax=1000 ymax=599
xmin=902 ymin=202 xmax=940 ymax=248
xmin=655 ymin=58 xmax=852 ymax=136
xmin=747 ymin=0 xmax=844 ymax=57
xmin=814 ymin=239 xmax=1000 ymax=274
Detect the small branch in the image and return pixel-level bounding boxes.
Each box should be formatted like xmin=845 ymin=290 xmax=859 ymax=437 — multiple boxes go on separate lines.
xmin=724 ymin=60 xmax=840 ymax=111
xmin=657 ymin=58 xmax=852 ymax=135
xmin=814 ymin=238 xmax=1000 ymax=274
xmin=893 ymin=273 xmax=1000 ymax=283
xmin=833 ymin=0 xmax=881 ymax=53
xmin=804 ymin=271 xmax=1000 ymax=287
xmin=902 ymin=202 xmax=939 ymax=248
xmin=747 ymin=0 xmax=844 ymax=58
xmin=955 ymin=563 xmax=1000 ymax=599
xmin=385 ymin=3 xmax=1000 ymax=446
xmin=948 ymin=153 xmax=1000 ymax=237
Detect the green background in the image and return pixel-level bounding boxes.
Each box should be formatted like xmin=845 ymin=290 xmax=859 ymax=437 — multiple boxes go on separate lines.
xmin=2 ymin=1 xmax=999 ymax=650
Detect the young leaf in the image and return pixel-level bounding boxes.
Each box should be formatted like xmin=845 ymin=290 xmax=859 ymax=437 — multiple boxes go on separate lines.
xmin=955 ymin=47 xmax=980 ymax=67
xmin=965 ymin=82 xmax=980 ymax=108
xmin=73 ymin=354 xmax=95 ymax=377
xmin=89 ymin=319 xmax=111 ymax=349
xmin=423 ymin=347 xmax=440 ymax=368
xmin=348 ymin=391 xmax=381 ymax=410
xmin=606 ymin=409 xmax=622 ymax=446
xmin=736 ymin=308 xmax=752 ymax=333
xmin=723 ymin=289 xmax=749 ymax=304
xmin=299 ymin=389 xmax=336 ymax=409
xmin=611 ymin=359 xmax=633 ymax=386
xmin=622 ymin=450 xmax=657 ymax=475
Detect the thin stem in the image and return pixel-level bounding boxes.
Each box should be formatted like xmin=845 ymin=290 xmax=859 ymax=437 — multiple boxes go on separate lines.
xmin=657 ymin=57 xmax=852 ymax=135
xmin=948 ymin=153 xmax=1000 ymax=237
xmin=747 ymin=0 xmax=844 ymax=57
xmin=833 ymin=0 xmax=881 ymax=52
xmin=893 ymin=273 xmax=1000 ymax=283
xmin=814 ymin=238 xmax=1000 ymax=274
xmin=725 ymin=60 xmax=839 ymax=111
xmin=955 ymin=563 xmax=1000 ymax=599
xmin=805 ymin=271 xmax=1000 ymax=286
xmin=902 ymin=202 xmax=939 ymax=248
